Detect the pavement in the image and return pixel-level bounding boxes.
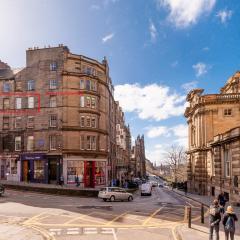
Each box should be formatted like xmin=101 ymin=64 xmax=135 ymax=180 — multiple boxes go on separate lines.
xmin=173 ymin=189 xmax=240 ymax=240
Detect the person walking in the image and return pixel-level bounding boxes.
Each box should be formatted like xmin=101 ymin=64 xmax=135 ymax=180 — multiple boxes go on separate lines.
xmin=218 ymin=192 xmax=227 ymax=213
xmin=209 ymin=199 xmax=221 ymax=240
xmin=222 ymin=206 xmax=238 ymax=240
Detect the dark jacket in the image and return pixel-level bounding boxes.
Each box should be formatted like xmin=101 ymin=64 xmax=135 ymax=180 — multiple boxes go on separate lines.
xmin=209 ymin=205 xmax=221 ymax=225
xmin=222 ymin=213 xmax=238 ymax=230
xmin=218 ymin=194 xmax=226 ymax=206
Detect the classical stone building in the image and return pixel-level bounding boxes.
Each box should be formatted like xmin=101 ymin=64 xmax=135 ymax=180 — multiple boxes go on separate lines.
xmin=185 ymin=71 xmax=240 ymax=198
xmin=0 ymin=45 xmax=117 ymax=188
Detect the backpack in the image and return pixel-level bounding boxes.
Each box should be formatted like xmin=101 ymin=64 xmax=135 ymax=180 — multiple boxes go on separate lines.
xmin=225 ymin=216 xmax=235 ymax=232
xmin=210 ymin=205 xmax=220 ymax=216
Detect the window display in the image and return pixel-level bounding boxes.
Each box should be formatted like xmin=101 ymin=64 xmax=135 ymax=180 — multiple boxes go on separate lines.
xmin=34 ymin=160 xmax=45 ymax=180
xmin=67 ymin=161 xmax=84 ymax=184
xmin=95 ymin=161 xmax=106 ymax=185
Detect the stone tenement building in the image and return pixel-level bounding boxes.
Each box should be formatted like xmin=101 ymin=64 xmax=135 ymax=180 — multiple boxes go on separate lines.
xmin=185 ymin=71 xmax=240 ymax=202
xmin=0 ymin=45 xmax=145 ymax=188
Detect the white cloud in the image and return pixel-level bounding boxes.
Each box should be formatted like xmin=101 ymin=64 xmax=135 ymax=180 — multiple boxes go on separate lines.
xmin=149 ymin=20 xmax=157 ymax=42
xmin=102 ymin=33 xmax=115 ymax=43
xmin=114 ymin=83 xmax=187 ymax=121
xmin=157 ymin=0 xmax=216 ymax=28
xmin=171 ymin=124 xmax=188 ymax=138
xmin=216 ymin=10 xmax=233 ymax=24
xmin=192 ymin=62 xmax=209 ymax=77
xmin=146 ymin=126 xmax=168 ymax=138
xmin=181 ymin=81 xmax=198 ymax=92
xmin=202 ymin=47 xmax=210 ymax=51
xmin=90 ymin=4 xmax=101 ymax=10
xmin=146 ymin=147 xmax=167 ymax=165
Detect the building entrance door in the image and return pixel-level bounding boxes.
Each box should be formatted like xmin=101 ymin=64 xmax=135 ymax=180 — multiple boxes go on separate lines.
xmin=23 ymin=160 xmax=29 ymax=182
xmin=84 ymin=161 xmax=95 ymax=188
xmin=48 ymin=160 xmax=57 ymax=184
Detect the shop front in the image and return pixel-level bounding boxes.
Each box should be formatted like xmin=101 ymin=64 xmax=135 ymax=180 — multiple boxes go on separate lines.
xmin=21 ymin=153 xmax=48 ymax=183
xmin=63 ymin=157 xmax=107 ymax=188
xmin=47 ymin=155 xmax=62 ymax=184
xmin=0 ymin=154 xmax=20 ymax=181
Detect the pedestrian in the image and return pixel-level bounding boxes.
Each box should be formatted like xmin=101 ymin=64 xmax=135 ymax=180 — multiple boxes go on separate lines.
xmin=222 ymin=206 xmax=238 ymax=240
xmin=75 ymin=175 xmax=80 ymax=187
xmin=59 ymin=175 xmax=64 ymax=186
xmin=209 ymin=199 xmax=221 ymax=240
xmin=218 ymin=192 xmax=227 ymax=213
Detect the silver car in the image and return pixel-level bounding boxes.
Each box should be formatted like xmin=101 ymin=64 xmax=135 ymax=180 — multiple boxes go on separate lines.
xmin=98 ymin=187 xmax=133 ymax=202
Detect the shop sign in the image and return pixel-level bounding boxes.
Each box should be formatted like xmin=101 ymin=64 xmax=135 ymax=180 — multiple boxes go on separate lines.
xmin=21 ymin=153 xmax=46 ymax=161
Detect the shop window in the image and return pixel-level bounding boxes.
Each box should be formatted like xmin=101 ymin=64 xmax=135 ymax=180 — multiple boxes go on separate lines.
xmin=80 ymin=116 xmax=85 ymax=127
xmin=50 ymin=62 xmax=57 ymax=71
xmin=91 ymin=97 xmax=96 ymax=109
xmin=80 ymin=96 xmax=85 ymax=107
xmin=27 ymin=116 xmax=34 ymax=128
xmin=67 ymin=160 xmax=84 ymax=184
xmin=224 ymin=109 xmax=232 ymax=116
xmin=3 ymin=98 xmax=10 ymax=109
xmin=49 ymin=115 xmax=57 ymax=127
xmin=95 ymin=161 xmax=106 ymax=185
xmin=3 ymin=116 xmax=9 ymax=129
xmin=15 ymin=97 xmax=22 ymax=109
xmin=49 ymin=79 xmax=57 ymax=89
xmin=27 ymin=136 xmax=34 ymax=151
xmin=86 ymin=117 xmax=91 ymax=127
xmin=15 ymin=136 xmax=21 ymax=151
xmin=80 ymin=79 xmax=85 ymax=90
xmin=80 ymin=135 xmax=84 ymax=150
xmin=27 ymin=80 xmax=35 ymax=91
xmin=34 ymin=160 xmax=45 ymax=180
xmin=3 ymin=82 xmax=10 ymax=92
xmin=85 ymin=96 xmax=91 ymax=108
xmin=11 ymin=159 xmax=17 ymax=174
xmin=49 ymin=135 xmax=57 ymax=150
xmin=91 ymin=117 xmax=96 ymax=128
xmin=15 ymin=117 xmax=22 ymax=129
xmin=49 ymin=95 xmax=57 ymax=108
xmin=28 ymin=96 xmax=34 ymax=108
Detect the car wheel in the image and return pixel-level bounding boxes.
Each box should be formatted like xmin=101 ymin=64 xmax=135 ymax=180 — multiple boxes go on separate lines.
xmin=128 ymin=196 xmax=133 ymax=202
xmin=110 ymin=195 xmax=115 ymax=202
xmin=103 ymin=198 xmax=107 ymax=202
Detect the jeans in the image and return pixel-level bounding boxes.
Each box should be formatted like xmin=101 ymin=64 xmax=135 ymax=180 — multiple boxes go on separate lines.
xmin=209 ymin=224 xmax=219 ymax=240
xmin=225 ymin=230 xmax=235 ymax=240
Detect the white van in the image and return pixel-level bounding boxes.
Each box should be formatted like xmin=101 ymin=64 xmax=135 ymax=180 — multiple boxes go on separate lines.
xmin=141 ymin=183 xmax=152 ymax=196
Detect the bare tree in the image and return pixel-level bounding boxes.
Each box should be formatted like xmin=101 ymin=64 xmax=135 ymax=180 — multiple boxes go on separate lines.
xmin=164 ymin=145 xmax=187 ymax=184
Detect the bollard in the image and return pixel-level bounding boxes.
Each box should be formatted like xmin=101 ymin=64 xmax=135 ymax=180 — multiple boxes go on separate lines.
xmin=201 ymin=203 xmax=204 ymax=224
xmin=187 ymin=206 xmax=192 ymax=228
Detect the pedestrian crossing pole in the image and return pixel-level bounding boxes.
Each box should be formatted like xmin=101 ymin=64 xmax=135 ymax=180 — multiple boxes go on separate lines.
xmin=187 ymin=206 xmax=191 ymax=228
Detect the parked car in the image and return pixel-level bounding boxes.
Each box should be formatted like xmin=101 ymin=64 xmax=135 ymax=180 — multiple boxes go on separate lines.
xmin=158 ymin=183 xmax=164 ymax=188
xmin=0 ymin=184 xmax=5 ymax=196
xmin=98 ymin=187 xmax=133 ymax=202
xmin=150 ymin=181 xmax=158 ymax=187
xmin=141 ymin=183 xmax=152 ymax=196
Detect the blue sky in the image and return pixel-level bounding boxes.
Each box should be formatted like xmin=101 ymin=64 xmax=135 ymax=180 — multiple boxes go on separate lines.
xmin=1 ymin=0 xmax=240 ymax=164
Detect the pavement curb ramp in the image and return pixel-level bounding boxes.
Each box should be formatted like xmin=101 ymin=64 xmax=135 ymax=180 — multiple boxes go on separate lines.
xmin=3 ymin=183 xmax=138 ymax=197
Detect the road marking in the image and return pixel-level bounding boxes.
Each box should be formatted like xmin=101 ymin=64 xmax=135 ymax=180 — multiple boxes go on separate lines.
xmin=67 ymin=231 xmax=79 ymax=235
xmin=106 ymin=211 xmax=128 ymax=225
xmin=84 ymin=227 xmax=98 ymax=234
xmin=23 ymin=212 xmax=49 ymax=225
xmin=142 ymin=207 xmax=163 ymax=226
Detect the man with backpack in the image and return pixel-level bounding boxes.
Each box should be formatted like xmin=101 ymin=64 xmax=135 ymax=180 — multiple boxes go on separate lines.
xmin=209 ymin=199 xmax=221 ymax=240
xmin=222 ymin=206 xmax=238 ymax=240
